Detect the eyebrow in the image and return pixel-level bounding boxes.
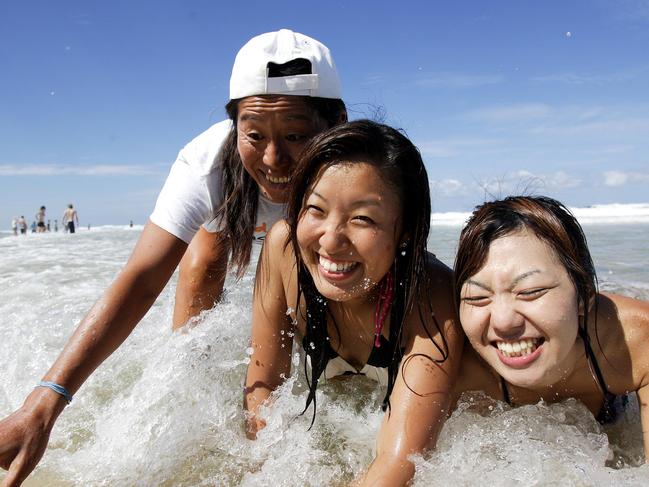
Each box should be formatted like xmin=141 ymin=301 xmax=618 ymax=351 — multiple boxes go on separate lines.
xmin=465 ymin=270 xmax=542 ymax=292
xmin=238 ymin=113 xmax=313 ymax=123
xmin=310 ymin=190 xmax=382 ymax=208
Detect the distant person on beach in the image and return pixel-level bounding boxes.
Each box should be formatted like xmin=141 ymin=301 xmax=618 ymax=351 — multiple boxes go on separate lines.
xmin=11 ymin=218 xmax=18 ymax=236
xmin=129 ymin=220 xmax=133 ymax=228
xmin=35 ymin=206 xmax=46 ymax=233
xmin=0 ymin=29 xmax=346 ymax=487
xmin=54 ymin=220 xmax=58 ymax=232
xmin=17 ymin=216 xmax=27 ymax=235
xmin=452 ymin=196 xmax=649 ymax=459
xmin=62 ymin=204 xmax=79 ymax=234
xmin=245 ymin=121 xmax=462 ymax=485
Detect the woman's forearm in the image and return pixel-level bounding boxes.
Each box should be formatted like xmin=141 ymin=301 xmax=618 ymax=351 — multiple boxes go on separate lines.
xmin=36 ymin=223 xmax=187 ymax=404
xmin=357 ymin=453 xmax=415 ymax=487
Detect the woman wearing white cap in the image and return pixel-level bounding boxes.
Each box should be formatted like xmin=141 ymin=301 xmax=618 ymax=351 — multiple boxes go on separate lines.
xmin=0 ymin=30 xmax=346 ymax=486
xmin=168 ymin=29 xmax=347 ymax=328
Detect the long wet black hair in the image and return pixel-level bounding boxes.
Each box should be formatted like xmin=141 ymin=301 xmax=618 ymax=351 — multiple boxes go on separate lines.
xmin=213 ymin=59 xmax=346 ymax=278
xmin=286 ymin=120 xmax=449 ymax=424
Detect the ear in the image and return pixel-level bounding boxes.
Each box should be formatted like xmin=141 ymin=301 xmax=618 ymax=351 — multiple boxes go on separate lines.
xmin=399 ymin=232 xmax=411 ymax=248
xmin=338 ymin=110 xmax=348 ymax=123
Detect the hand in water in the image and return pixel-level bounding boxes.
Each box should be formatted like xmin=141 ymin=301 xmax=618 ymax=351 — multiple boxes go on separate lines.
xmin=0 ymin=390 xmax=64 ymax=487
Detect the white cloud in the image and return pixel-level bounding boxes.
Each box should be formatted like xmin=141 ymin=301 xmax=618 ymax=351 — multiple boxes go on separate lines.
xmin=613 ymin=0 xmax=649 ymax=22
xmin=530 ymin=72 xmax=633 ymax=85
xmin=416 ymin=73 xmax=505 ymax=88
xmin=603 ymin=170 xmax=649 ymax=186
xmin=530 ymin=116 xmax=649 ymax=136
xmin=417 ymin=137 xmax=502 ymax=158
xmin=464 ymin=103 xmax=554 ymax=123
xmin=430 ymin=179 xmax=468 ymax=196
xmin=474 ymin=169 xmax=582 ymax=196
xmin=0 ymin=164 xmax=161 ymax=176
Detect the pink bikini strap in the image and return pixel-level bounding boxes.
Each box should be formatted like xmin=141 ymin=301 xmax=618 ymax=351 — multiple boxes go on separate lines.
xmin=373 ymin=270 xmax=394 ymax=348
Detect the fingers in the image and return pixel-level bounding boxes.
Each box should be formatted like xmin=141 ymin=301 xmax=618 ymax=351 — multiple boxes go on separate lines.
xmin=1 ymin=452 xmax=28 ymax=487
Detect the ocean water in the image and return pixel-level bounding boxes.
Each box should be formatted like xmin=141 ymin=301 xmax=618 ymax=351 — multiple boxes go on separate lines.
xmin=1 ymin=205 xmax=648 ymax=486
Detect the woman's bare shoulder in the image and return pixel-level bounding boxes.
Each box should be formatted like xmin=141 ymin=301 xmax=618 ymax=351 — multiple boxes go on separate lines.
xmin=597 ymin=292 xmax=649 ymax=388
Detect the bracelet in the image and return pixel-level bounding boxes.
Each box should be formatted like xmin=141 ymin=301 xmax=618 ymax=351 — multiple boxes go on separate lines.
xmin=36 ymin=381 xmax=74 ymax=404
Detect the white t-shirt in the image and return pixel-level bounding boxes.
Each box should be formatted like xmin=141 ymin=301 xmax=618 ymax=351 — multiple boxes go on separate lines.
xmin=150 ymin=120 xmax=285 ymax=244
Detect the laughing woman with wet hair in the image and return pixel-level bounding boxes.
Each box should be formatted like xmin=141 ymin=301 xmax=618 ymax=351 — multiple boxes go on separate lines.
xmin=244 ymin=120 xmax=463 ymax=486
xmin=453 ymin=195 xmax=649 ymax=459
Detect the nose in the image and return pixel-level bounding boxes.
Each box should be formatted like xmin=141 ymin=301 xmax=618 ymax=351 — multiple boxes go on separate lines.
xmin=489 ymin=297 xmax=525 ymax=339
xmin=318 ymin=220 xmax=350 ymax=255
xmin=263 ymin=138 xmax=292 ymax=170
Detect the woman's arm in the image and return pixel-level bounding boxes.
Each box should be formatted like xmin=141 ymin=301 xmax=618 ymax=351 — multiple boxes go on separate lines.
xmin=359 ymin=263 xmax=463 ymax=486
xmin=613 ymin=294 xmax=649 ymax=462
xmin=243 ymin=221 xmax=295 ymax=439
xmin=0 ymin=221 xmax=187 ymax=487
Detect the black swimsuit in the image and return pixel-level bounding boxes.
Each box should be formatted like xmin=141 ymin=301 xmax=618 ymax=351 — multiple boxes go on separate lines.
xmin=325 ymin=334 xmax=394 ymax=370
xmin=302 ymin=335 xmax=396 ymax=386
xmin=500 ymin=327 xmax=627 ymax=424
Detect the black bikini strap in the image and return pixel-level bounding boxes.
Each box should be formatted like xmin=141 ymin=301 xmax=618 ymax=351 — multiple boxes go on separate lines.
xmin=500 ymin=376 xmax=512 ymax=405
xmin=578 ymin=326 xmax=612 ymax=397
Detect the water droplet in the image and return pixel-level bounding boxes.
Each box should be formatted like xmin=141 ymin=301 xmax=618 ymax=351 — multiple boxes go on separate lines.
xmin=245 ymin=347 xmax=254 ymax=356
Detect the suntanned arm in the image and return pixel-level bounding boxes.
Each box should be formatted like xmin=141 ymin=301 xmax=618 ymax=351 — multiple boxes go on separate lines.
xmin=358 ymin=261 xmax=463 ymax=487
xmin=172 ymin=226 xmax=229 ymax=330
xmin=614 ymin=294 xmax=649 ymax=462
xmin=243 ymin=222 xmax=295 ymax=439
xmin=0 ymin=221 xmax=187 ymax=487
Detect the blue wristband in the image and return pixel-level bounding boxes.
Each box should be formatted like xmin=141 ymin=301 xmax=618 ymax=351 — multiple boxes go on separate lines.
xmin=36 ymin=381 xmax=73 ymax=404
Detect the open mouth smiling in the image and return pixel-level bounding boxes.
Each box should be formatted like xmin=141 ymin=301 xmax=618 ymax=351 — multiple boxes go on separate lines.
xmin=493 ymin=337 xmax=544 ymax=358
xmin=264 ymin=173 xmax=291 ymax=184
xmin=318 ymin=255 xmax=358 ymax=274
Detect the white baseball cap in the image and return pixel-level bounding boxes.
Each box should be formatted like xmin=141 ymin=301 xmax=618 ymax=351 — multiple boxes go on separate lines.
xmin=229 ymin=29 xmax=342 ymax=100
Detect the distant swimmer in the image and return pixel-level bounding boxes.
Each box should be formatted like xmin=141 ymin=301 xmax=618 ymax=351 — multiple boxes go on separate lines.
xmin=62 ymin=204 xmax=79 ymax=234
xmin=35 ymin=206 xmax=46 ymax=233
xmin=18 ymin=216 xmax=27 ymax=235
xmin=11 ymin=217 xmax=18 ymax=236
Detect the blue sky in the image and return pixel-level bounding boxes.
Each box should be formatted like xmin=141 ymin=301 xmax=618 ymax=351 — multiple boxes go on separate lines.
xmin=1 ymin=0 xmax=648 ymax=226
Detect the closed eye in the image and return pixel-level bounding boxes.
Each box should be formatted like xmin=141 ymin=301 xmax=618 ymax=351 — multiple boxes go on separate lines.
xmin=306 ymin=204 xmax=324 ymax=215
xmin=352 ymin=215 xmax=375 ymax=225
xmin=461 ymin=295 xmax=490 ymax=306
xmin=517 ymin=288 xmax=548 ymax=300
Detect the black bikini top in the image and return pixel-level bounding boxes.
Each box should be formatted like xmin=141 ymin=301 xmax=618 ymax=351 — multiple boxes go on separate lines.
xmin=326 ymin=335 xmax=394 ymax=369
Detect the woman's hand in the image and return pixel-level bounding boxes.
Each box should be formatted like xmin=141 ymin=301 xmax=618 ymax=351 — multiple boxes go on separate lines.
xmin=0 ymin=389 xmax=66 ymax=487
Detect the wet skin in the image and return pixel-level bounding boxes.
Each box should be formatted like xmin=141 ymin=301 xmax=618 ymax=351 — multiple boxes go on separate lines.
xmin=236 ymin=95 xmax=329 ymax=204
xmin=459 ymin=230 xmax=584 ymax=389
xmin=296 ymin=162 xmax=403 ymax=306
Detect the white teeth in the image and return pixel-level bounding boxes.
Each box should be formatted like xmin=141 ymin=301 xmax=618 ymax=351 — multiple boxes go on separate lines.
xmin=496 ymin=338 xmax=541 ymax=358
xmin=319 ymin=255 xmax=357 ymax=273
xmin=266 ymin=174 xmax=291 ymax=184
